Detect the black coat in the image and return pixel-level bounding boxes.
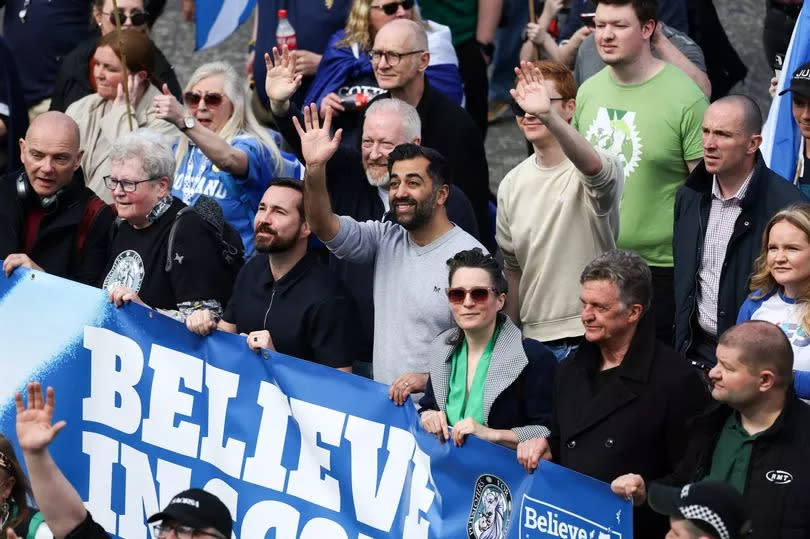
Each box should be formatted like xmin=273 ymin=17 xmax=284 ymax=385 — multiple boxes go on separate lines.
xmin=0 ymin=35 xmax=28 ymax=175
xmin=673 ymin=152 xmax=805 ymax=356
xmin=0 ymin=168 xmax=115 ymax=285
xmin=550 ymin=313 xmax=710 ymax=537
xmin=49 ymin=34 xmax=182 ymax=113
xmin=660 ymin=394 xmax=810 ymax=539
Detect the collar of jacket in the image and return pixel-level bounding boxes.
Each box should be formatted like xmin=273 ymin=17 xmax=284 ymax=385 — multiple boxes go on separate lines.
xmin=429 ymin=315 xmax=528 ymax=424
xmin=683 ymin=150 xmax=770 ymax=213
xmin=259 ymin=250 xmax=318 ymax=294
xmin=691 ymin=387 xmax=802 ymax=439
xmin=576 ymin=310 xmax=657 ymax=384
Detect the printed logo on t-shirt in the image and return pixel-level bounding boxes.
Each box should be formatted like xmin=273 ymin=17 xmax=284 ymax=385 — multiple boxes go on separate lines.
xmin=102 ymin=249 xmax=145 ymax=293
xmin=778 ymin=322 xmax=810 ymax=348
xmin=584 ymin=107 xmax=643 ymax=177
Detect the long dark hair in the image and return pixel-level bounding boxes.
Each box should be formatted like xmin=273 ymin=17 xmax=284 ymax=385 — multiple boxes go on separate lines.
xmin=0 ymin=435 xmax=33 ymax=532
xmin=445 ymin=248 xmax=508 ymax=346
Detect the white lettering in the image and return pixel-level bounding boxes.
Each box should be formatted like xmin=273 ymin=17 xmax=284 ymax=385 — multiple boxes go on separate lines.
xmin=402 ymin=445 xmax=435 ymax=539
xmin=345 ymin=417 xmax=415 ymax=531
xmin=82 ymin=431 xmax=119 ymax=533
xmin=299 ymin=518 xmax=348 ymax=539
xmin=82 ymin=327 xmax=143 ymax=433
xmin=117 ymin=443 xmax=161 ymax=538
xmin=199 ymin=363 xmax=246 ymax=478
xmin=141 ymin=344 xmax=202 ymax=457
xmin=241 ymin=500 xmax=300 ymax=539
xmin=524 ymin=506 xmax=538 ymax=529
xmin=242 ymin=382 xmax=290 ymax=491
xmin=287 ymin=399 xmax=346 ymax=512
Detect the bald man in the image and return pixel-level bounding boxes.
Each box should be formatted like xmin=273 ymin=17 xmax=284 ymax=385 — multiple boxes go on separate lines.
xmin=673 ymin=96 xmax=804 ymax=369
xmin=612 ymin=320 xmax=810 ymax=539
xmin=269 ymin=18 xmax=494 ymax=249
xmin=0 ymin=111 xmax=114 ymax=285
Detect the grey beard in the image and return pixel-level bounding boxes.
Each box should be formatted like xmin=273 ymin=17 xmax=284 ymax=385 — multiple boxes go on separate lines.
xmin=365 ymin=168 xmax=390 ymax=187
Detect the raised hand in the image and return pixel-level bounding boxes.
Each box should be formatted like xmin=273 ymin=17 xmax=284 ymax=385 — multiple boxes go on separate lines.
xmin=264 ymin=45 xmax=302 ymax=105
xmin=115 ymin=72 xmax=149 ymax=107
xmin=293 ymin=103 xmax=342 ymax=167
xmin=510 ymin=61 xmax=552 ymax=120
xmin=152 ymin=84 xmax=186 ymax=128
xmin=15 ymin=383 xmax=66 ymax=454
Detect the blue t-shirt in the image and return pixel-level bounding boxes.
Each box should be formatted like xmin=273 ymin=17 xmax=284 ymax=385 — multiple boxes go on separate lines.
xmin=738 ymin=289 xmax=810 ymax=399
xmin=172 ymin=134 xmax=302 ymax=257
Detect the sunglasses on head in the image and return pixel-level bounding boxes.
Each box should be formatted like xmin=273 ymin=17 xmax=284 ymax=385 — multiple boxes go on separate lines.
xmin=446 ymin=287 xmax=497 ymax=305
xmin=371 ymin=0 xmax=414 ymax=16
xmin=104 ymin=9 xmax=148 ymax=26
xmin=183 ymin=92 xmax=224 ymax=107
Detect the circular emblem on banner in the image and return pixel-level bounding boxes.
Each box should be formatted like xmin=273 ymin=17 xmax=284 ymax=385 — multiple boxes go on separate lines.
xmin=467 ymin=474 xmax=512 ymax=539
xmin=103 ymin=249 xmax=145 ymax=292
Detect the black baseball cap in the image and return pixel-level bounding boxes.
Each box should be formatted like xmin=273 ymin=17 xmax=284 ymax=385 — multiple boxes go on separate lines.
xmin=648 ymin=481 xmax=750 ymax=539
xmin=779 ymin=60 xmax=810 ymax=99
xmin=147 ymin=488 xmax=232 ymax=538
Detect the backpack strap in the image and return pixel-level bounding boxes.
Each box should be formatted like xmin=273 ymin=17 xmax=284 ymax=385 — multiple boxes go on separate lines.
xmin=165 ymin=206 xmax=194 ymax=272
xmin=74 ymin=195 xmax=109 ymax=261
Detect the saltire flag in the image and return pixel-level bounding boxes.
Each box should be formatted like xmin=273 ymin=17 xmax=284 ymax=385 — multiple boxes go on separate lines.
xmin=762 ymin=2 xmax=810 ymax=181
xmin=194 ymin=0 xmax=257 ymax=51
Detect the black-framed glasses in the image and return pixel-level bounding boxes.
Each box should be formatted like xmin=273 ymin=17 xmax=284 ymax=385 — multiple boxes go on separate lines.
xmin=152 ymin=524 xmax=222 ymax=539
xmin=184 ymin=92 xmax=225 ymax=107
xmin=103 ymin=175 xmax=156 ymax=193
xmin=369 ymin=49 xmax=424 ymax=66
xmin=510 ymin=97 xmax=567 ymax=117
xmin=370 ymin=0 xmax=415 ymax=16
xmin=446 ymin=287 xmax=497 ymax=305
xmin=103 ymin=9 xmax=149 ymax=27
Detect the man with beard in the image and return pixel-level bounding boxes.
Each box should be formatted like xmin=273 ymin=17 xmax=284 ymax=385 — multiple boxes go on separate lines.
xmin=185 ymin=178 xmax=357 ymax=372
xmin=572 ymin=0 xmax=708 ymax=344
xmin=298 ymin=103 xmax=484 ymax=401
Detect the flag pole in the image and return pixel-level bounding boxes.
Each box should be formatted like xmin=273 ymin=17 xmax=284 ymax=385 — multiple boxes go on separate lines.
xmin=110 ymin=0 xmax=134 ymax=131
xmin=529 ymin=0 xmax=535 ymax=23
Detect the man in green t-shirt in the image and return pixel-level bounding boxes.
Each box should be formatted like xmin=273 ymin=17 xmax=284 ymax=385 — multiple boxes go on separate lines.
xmin=572 ymin=0 xmax=708 ymax=343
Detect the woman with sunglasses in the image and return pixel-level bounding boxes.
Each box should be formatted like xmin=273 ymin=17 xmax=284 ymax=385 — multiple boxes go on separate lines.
xmin=302 ymin=0 xmax=463 ymax=147
xmin=66 ymin=29 xmax=178 ymax=203
xmin=151 ymin=61 xmax=301 ymax=256
xmin=417 ymin=248 xmax=556 ymax=448
xmin=50 ymin=0 xmax=182 ymax=113
xmin=0 ymin=434 xmax=51 ymax=538
xmin=738 ymin=204 xmax=810 ymax=400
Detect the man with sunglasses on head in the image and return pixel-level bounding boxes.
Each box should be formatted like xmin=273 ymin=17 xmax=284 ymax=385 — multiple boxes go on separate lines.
xmin=0 ymin=111 xmax=114 ymax=285
xmin=295 ymin=102 xmax=484 ymax=402
xmin=50 ymin=0 xmax=183 ymax=113
xmin=7 ymin=382 xmax=232 ymax=539
xmin=497 ymin=60 xmax=622 ymax=362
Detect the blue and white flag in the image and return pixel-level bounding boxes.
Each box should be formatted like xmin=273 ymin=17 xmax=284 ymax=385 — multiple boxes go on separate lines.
xmin=195 ymin=0 xmax=256 ymax=51
xmin=762 ymin=3 xmax=810 ymax=182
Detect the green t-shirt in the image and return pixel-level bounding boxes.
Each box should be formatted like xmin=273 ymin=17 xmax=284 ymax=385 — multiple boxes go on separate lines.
xmin=573 ymin=64 xmax=708 ymax=266
xmin=418 ymin=0 xmax=477 ymax=46
xmin=703 ymin=413 xmax=760 ymax=494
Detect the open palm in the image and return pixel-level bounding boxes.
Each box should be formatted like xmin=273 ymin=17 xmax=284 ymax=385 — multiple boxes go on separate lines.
xmin=264 ymin=46 xmax=302 ymax=103
xmin=511 ymin=61 xmax=551 ymax=118
xmin=15 ymin=383 xmax=65 ymax=454
xmin=294 ymin=104 xmax=342 ymax=167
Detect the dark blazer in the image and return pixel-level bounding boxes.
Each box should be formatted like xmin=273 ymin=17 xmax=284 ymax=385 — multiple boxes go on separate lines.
xmin=673 ymin=151 xmax=805 ymax=356
xmin=49 ymin=35 xmax=182 ymax=113
xmin=550 ymin=313 xmax=710 ymax=536
xmin=0 ymin=168 xmax=115 ymax=285
xmin=418 ymin=316 xmax=556 ymax=441
xmin=660 ymin=393 xmax=810 ymax=539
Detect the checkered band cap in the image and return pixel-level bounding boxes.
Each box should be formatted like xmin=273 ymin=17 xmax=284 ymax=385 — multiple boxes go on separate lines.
xmin=680 ymin=504 xmax=730 ymax=539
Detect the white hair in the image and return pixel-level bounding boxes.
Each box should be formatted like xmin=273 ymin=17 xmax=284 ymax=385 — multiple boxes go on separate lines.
xmin=365 ymin=98 xmax=421 ymax=142
xmin=110 ymin=129 xmax=175 ymax=179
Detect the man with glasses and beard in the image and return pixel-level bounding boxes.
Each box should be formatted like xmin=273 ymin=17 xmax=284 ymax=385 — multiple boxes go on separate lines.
xmin=186 ymin=178 xmax=358 ymax=372
xmin=296 ymin=102 xmax=484 ymax=402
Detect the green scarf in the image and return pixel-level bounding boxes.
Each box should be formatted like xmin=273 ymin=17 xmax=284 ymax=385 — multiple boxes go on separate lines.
xmin=445 ymin=321 xmax=502 ymax=426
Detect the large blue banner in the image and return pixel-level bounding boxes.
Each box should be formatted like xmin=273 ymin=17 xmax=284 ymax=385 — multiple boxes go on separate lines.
xmin=0 ymin=268 xmax=632 ymax=539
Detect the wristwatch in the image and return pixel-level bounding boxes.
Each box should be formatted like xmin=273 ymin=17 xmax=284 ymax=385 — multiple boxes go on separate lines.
xmin=180 ymin=116 xmax=196 ymax=132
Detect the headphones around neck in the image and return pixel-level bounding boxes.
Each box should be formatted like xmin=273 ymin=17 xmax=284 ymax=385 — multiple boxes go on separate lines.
xmin=16 ymin=171 xmax=62 ymax=211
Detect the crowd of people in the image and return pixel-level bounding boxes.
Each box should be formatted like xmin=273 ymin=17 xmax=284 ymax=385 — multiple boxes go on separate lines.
xmin=1 ymin=0 xmax=810 ymax=538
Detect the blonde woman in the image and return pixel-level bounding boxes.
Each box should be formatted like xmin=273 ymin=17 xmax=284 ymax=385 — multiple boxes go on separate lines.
xmin=152 ymin=61 xmax=300 ymax=256
xmin=738 ymin=203 xmax=810 ymax=399
xmin=304 ymin=0 xmax=463 ymax=136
